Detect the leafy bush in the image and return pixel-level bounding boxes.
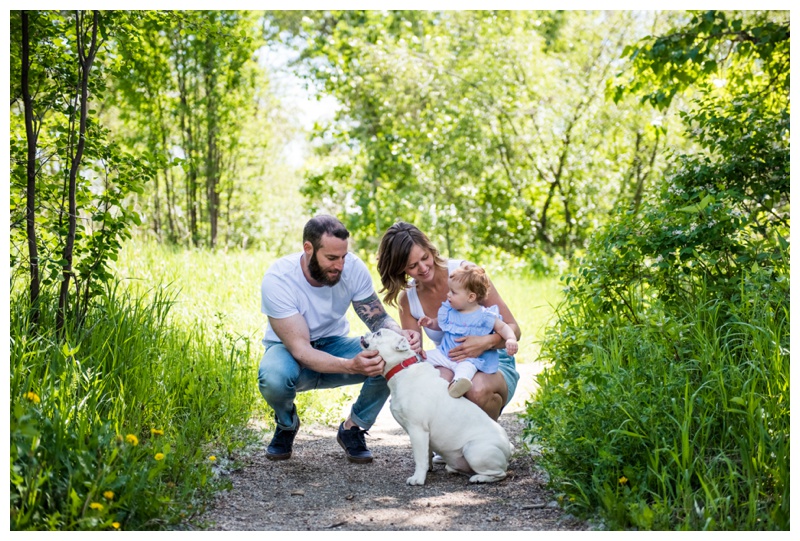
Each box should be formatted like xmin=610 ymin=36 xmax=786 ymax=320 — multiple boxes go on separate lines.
xmin=525 ymin=278 xmax=788 ymax=529
xmin=522 ymin=11 xmax=789 ymax=530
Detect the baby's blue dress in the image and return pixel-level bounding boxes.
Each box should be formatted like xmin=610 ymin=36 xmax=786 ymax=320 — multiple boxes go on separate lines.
xmin=436 ymin=300 xmax=501 ymax=374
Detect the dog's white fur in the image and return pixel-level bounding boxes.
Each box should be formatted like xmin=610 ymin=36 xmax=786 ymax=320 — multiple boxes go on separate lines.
xmin=362 ymin=329 xmax=513 ymax=485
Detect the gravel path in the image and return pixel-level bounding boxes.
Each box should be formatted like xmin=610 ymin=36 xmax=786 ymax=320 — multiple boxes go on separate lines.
xmin=190 ymin=362 xmax=588 ymax=531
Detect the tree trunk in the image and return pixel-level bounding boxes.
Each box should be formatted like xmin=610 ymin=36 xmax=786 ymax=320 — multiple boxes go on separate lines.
xmin=21 ymin=11 xmax=41 ymax=328
xmin=57 ymin=10 xmax=101 ymax=335
xmin=151 ymin=139 xmax=162 ymax=240
xmin=203 ymin=39 xmax=220 ymax=249
xmin=175 ymin=21 xmax=199 ymax=247
xmin=206 ymin=119 xmax=219 ymax=249
xmin=633 ymin=130 xmax=660 ymax=214
xmin=156 ymin=98 xmax=176 ymax=242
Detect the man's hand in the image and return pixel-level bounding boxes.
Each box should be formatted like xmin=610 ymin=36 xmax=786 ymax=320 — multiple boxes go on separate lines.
xmin=349 ymin=349 xmax=385 ymax=377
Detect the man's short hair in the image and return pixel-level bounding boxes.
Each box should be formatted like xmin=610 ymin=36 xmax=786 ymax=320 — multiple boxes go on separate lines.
xmin=303 ymin=215 xmax=350 ymax=251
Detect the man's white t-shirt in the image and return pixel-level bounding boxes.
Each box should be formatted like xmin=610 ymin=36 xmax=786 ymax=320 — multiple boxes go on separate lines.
xmin=261 ymin=251 xmax=375 ymax=345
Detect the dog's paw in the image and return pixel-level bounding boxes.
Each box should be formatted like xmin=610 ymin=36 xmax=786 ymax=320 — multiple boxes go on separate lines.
xmin=469 ymin=472 xmax=507 ymax=483
xmin=406 ymin=474 xmax=427 ymax=485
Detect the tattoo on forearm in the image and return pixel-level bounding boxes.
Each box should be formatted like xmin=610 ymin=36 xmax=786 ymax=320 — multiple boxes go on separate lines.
xmin=353 ymin=293 xmax=401 ymax=333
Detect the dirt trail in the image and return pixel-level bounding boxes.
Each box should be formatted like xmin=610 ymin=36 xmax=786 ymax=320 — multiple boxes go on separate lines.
xmin=191 ymin=362 xmax=588 ymax=531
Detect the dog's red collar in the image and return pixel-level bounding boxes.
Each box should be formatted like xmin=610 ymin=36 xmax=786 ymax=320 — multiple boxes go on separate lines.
xmin=384 ymin=356 xmax=419 ymax=381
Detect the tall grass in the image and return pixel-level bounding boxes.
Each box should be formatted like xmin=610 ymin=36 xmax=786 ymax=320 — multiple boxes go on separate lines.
xmin=10 ymin=281 xmax=254 ymax=530
xmin=523 ymin=274 xmax=789 ymax=530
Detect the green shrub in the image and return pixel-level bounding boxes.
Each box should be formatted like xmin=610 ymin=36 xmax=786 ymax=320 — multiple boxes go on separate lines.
xmin=525 ymin=277 xmax=789 ymax=529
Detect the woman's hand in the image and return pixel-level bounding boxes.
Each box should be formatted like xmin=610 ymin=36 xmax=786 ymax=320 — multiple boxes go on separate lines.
xmin=447 ymin=334 xmax=496 ymax=361
xmin=402 ymin=329 xmax=426 ymax=359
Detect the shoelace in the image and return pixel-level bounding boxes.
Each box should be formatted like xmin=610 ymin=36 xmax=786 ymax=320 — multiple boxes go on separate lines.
xmin=346 ymin=428 xmax=369 ymax=449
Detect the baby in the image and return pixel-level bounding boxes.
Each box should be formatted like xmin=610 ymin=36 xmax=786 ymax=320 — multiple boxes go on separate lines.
xmin=418 ymin=264 xmax=518 ymax=398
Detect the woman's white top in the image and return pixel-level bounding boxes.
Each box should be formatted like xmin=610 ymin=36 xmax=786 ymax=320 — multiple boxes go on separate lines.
xmin=406 ymin=259 xmax=464 ymax=346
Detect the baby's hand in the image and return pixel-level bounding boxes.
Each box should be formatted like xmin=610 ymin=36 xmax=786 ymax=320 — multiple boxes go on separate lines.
xmin=505 ymin=339 xmax=518 ymax=356
xmin=418 ymin=316 xmax=433 ymax=328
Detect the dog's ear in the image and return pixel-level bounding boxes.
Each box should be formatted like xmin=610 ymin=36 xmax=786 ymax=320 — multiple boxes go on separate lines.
xmin=394 ymin=335 xmax=410 ymax=352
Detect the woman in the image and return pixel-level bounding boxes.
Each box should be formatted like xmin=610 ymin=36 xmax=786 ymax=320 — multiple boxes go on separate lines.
xmin=377 ymin=221 xmax=521 ymax=420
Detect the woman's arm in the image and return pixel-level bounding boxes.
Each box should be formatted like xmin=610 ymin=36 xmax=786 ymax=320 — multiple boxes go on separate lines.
xmin=483 ymin=276 xmax=520 ymax=339
xmin=398 ymin=291 xmax=427 ymax=358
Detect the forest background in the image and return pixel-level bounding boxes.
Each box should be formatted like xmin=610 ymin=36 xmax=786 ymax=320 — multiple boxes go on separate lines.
xmin=7 ymin=9 xmax=790 ymax=531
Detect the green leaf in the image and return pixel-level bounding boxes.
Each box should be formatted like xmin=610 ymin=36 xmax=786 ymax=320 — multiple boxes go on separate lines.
xmin=61 ymin=343 xmax=80 ymax=357
xmin=697 ymin=194 xmax=715 ymax=210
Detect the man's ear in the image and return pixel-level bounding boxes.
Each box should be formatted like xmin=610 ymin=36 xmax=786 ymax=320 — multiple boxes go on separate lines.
xmin=395 ymin=336 xmax=410 ymax=352
xmin=303 ymin=240 xmax=314 ymax=256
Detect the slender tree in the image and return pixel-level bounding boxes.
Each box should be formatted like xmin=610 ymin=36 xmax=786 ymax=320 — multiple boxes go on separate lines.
xmin=56 ymin=10 xmax=102 ymax=334
xmin=20 ymin=11 xmax=41 ymax=327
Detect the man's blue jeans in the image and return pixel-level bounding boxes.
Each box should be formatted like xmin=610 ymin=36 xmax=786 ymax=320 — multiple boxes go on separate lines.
xmin=258 ymin=336 xmax=390 ymax=431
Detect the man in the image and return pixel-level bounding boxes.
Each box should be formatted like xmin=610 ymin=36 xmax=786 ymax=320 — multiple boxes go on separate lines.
xmin=258 ymin=215 xmax=421 ymax=463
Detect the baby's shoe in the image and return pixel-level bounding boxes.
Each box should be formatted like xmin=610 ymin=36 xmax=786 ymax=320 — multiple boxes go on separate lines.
xmin=448 ymin=378 xmax=472 ymax=398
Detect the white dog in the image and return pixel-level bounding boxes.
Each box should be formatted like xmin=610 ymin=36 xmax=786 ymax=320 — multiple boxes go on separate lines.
xmin=361 ymin=329 xmax=513 ymax=485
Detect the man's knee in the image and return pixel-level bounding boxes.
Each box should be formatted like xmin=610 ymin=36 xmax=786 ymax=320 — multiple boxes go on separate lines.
xmin=258 ymin=347 xmax=300 ymax=398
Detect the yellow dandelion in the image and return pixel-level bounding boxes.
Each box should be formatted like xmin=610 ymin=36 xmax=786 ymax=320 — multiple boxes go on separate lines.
xmin=112 ymin=522 xmax=121 ymax=529
xmin=25 ymin=391 xmax=41 ymax=404
xmin=154 ymin=452 xmax=165 ymax=461
xmin=619 ymin=476 xmax=628 ymax=485
xmin=150 ymin=428 xmax=164 ymax=436
xmin=125 ymin=434 xmax=139 ymax=446
xmin=90 ymin=502 xmax=104 ymax=511
xmin=208 ymin=455 xmax=216 ymax=462
xmin=103 ymin=491 xmax=114 ymax=500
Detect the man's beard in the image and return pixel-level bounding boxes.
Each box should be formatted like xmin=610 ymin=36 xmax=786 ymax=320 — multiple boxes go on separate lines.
xmin=308 ymin=249 xmax=341 ymax=286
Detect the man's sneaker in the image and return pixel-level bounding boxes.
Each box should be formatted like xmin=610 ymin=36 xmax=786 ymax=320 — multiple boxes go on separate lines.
xmin=266 ymin=419 xmax=300 ymax=461
xmin=448 ymin=377 xmax=473 ymax=398
xmin=432 ymin=452 xmax=446 ymax=465
xmin=337 ymin=422 xmax=373 ymax=464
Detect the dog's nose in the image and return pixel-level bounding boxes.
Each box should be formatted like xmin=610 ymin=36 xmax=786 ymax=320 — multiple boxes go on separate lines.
xmin=360 ymin=335 xmax=369 ymax=348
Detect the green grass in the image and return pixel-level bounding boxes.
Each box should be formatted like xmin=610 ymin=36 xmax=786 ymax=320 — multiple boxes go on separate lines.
xmin=10 ymin=284 xmax=254 ymax=530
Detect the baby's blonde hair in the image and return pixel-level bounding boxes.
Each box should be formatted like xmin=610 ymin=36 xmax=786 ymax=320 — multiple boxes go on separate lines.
xmin=449 ymin=264 xmax=490 ymax=302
